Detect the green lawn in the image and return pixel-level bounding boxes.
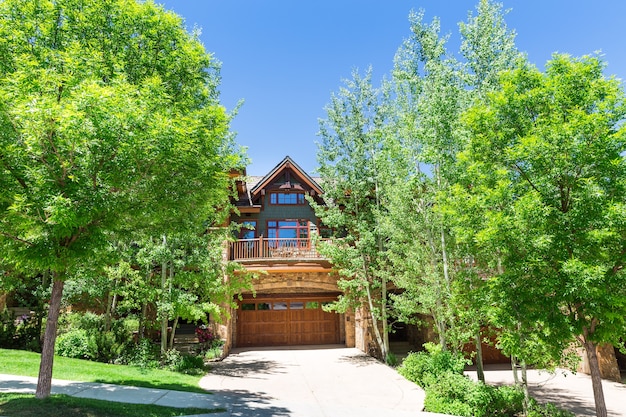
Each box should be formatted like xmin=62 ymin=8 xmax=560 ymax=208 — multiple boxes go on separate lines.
xmin=0 ymin=349 xmax=225 ymax=416
xmin=0 ymin=393 xmax=223 ymax=417
xmin=0 ymin=349 xmax=208 ymax=394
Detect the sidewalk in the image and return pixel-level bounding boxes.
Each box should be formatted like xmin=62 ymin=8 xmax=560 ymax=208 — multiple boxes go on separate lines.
xmin=0 ymin=373 xmax=228 ymax=417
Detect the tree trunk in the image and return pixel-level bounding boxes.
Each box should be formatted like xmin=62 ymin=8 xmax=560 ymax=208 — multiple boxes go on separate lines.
xmin=105 ymin=290 xmax=112 ymax=332
xmin=36 ymin=277 xmax=65 ymax=399
xmin=169 ymin=316 xmax=179 ymax=349
xmin=584 ymin=338 xmax=608 ymax=417
xmin=475 ymin=328 xmax=485 ymax=383
xmin=365 ymin=281 xmax=387 ymax=361
xmin=521 ymin=359 xmax=530 ymax=416
xmin=511 ymin=355 xmax=520 ymax=386
xmin=139 ymin=302 xmax=147 ymax=339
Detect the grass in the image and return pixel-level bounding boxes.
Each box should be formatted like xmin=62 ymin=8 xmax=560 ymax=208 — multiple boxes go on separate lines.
xmin=0 ymin=349 xmax=208 ymax=394
xmin=0 ymin=393 xmax=223 ymax=417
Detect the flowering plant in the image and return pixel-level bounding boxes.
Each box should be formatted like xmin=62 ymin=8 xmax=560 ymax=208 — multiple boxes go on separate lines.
xmin=195 ymin=325 xmax=214 ymax=344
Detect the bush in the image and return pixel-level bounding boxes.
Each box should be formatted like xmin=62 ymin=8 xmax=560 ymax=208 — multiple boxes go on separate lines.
xmin=162 ymin=349 xmax=206 ymax=375
xmin=492 ymin=385 xmax=525 ymax=417
xmin=120 ymin=337 xmax=160 ymax=368
xmin=423 ymin=372 xmax=476 ymax=416
xmin=424 ymin=372 xmax=525 ymax=417
xmin=56 ymin=312 xmax=137 ymax=363
xmin=55 ymin=329 xmax=98 ymax=360
xmin=0 ymin=309 xmax=41 ymax=352
xmin=397 ymin=342 xmax=468 ymax=388
xmin=528 ymin=399 xmax=575 ymax=417
xmin=203 ymin=344 xmax=223 ymax=361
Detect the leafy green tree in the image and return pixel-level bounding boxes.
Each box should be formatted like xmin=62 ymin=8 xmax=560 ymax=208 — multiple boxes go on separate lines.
xmin=388 ymin=9 xmax=464 ymax=351
xmin=313 ymin=68 xmax=395 ymax=360
xmin=462 ymin=54 xmax=626 ymax=417
xmin=0 ymin=0 xmax=244 ymax=398
xmin=388 ymin=0 xmax=522 ymax=375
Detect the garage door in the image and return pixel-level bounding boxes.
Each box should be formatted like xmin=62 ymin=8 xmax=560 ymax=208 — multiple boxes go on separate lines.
xmin=236 ymin=297 xmax=340 ymax=347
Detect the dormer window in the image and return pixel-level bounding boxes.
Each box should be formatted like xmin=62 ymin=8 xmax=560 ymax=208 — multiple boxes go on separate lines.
xmin=270 ymin=192 xmax=305 ymax=205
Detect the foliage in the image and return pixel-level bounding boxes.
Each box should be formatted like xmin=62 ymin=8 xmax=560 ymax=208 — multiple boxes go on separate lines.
xmin=0 ymin=393 xmax=220 ymax=417
xmin=55 ymin=329 xmax=98 ymax=360
xmin=0 ymin=309 xmax=41 ymax=352
xmin=162 ymin=349 xmax=206 ymax=375
xmin=385 ymin=352 xmax=399 ymax=367
xmin=0 ymin=0 xmax=246 ymax=396
xmin=461 ymin=53 xmax=626 ymax=416
xmin=55 ymin=312 xmax=135 ymax=363
xmin=203 ymin=343 xmax=224 ymax=361
xmin=120 ymin=338 xmax=160 ymax=369
xmin=397 ymin=343 xmax=468 ymax=388
xmin=424 ymin=372 xmax=525 ymax=417
xmin=527 ymin=400 xmax=575 ymax=417
xmin=313 ymin=68 xmax=395 ymax=359
xmin=195 ymin=325 xmax=215 ymax=344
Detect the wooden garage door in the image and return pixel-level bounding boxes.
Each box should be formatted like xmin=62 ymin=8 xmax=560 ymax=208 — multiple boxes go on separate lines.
xmin=237 ymin=298 xmax=340 ymax=347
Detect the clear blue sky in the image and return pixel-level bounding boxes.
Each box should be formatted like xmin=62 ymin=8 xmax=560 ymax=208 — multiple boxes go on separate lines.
xmin=157 ymin=0 xmax=626 ymax=176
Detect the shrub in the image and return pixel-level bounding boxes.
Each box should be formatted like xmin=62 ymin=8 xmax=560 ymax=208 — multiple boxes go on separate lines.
xmin=397 ymin=342 xmax=468 ymax=388
xmin=162 ymin=349 xmax=206 ymax=375
xmin=492 ymin=385 xmax=525 ymax=417
xmin=424 ymin=372 xmax=525 ymax=417
xmin=528 ymin=399 xmax=575 ymax=417
xmin=56 ymin=312 xmax=137 ymax=363
xmin=55 ymin=329 xmax=98 ymax=360
xmin=204 ymin=345 xmax=223 ymax=361
xmin=120 ymin=337 xmax=160 ymax=368
xmin=385 ymin=352 xmax=399 ymax=367
xmin=423 ymin=372 xmax=476 ymax=416
xmin=0 ymin=309 xmax=41 ymax=351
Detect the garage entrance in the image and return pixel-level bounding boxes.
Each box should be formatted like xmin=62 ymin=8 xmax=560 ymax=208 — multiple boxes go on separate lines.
xmin=236 ymin=296 xmax=340 ymax=347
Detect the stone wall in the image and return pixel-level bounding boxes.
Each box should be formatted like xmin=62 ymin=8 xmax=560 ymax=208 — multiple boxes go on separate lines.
xmin=244 ymin=270 xmax=339 ymax=294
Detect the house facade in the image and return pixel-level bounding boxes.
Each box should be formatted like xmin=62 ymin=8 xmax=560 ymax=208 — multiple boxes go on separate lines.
xmin=219 ymin=156 xmax=369 ymax=352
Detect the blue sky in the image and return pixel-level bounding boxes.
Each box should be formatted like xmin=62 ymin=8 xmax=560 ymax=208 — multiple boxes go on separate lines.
xmin=158 ymin=1 xmax=626 ymax=176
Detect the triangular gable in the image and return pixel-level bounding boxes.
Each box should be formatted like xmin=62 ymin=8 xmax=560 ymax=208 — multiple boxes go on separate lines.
xmin=250 ymin=156 xmax=323 ymax=198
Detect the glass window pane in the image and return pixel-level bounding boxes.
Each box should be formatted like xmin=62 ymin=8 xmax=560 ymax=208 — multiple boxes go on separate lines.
xmin=268 ymin=221 xmax=277 ymax=227
xmin=257 ymin=302 xmax=271 ymax=311
xmin=290 ymin=302 xmax=304 ymax=310
xmin=279 ymin=221 xmax=298 ymax=227
xmin=241 ymin=303 xmax=255 ymax=311
xmin=281 ymin=229 xmax=297 ymax=239
xmin=305 ymin=301 xmax=319 ymax=309
xmin=273 ymin=302 xmax=288 ymax=310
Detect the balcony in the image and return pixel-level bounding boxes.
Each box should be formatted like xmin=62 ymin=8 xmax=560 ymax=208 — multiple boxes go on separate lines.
xmin=229 ymin=237 xmax=327 ymax=261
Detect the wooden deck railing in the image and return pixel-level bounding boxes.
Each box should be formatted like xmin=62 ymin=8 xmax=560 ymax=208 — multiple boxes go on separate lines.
xmin=229 ymin=237 xmax=326 ymax=261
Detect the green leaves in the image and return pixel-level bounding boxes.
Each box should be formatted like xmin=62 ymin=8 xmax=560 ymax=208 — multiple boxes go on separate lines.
xmin=462 ymin=52 xmax=626 ymax=368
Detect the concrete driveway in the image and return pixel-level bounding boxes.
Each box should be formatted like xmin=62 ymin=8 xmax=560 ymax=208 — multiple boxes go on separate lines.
xmin=198 ymin=345 xmax=426 ymax=417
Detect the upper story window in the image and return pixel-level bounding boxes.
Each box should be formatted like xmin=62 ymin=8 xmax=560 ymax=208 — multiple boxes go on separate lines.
xmin=270 ymin=192 xmax=305 ymax=205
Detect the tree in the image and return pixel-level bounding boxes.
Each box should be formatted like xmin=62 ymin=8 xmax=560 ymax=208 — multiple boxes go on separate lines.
xmin=462 ymin=54 xmax=626 ymax=417
xmin=0 ymin=0 xmax=244 ymax=398
xmin=313 ymin=68 xmax=394 ymax=361
xmin=388 ymin=1 xmax=523 ymax=376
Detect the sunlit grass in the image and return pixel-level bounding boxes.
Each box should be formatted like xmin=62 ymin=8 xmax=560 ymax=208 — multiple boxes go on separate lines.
xmin=0 ymin=349 xmax=209 ymax=394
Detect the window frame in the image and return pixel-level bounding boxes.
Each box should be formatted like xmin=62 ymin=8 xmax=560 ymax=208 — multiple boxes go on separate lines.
xmin=269 ymin=191 xmax=306 ymax=205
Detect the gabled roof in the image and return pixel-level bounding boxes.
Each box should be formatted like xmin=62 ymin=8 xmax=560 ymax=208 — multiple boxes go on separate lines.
xmin=250 ymin=156 xmax=323 ymax=197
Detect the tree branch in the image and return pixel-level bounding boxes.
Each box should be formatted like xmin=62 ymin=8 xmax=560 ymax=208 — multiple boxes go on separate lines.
xmin=0 ymin=231 xmax=34 ymax=246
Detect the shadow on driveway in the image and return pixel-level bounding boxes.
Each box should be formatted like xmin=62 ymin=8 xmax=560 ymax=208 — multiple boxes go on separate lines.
xmin=210 ymin=389 xmax=291 ymax=417
xmin=208 ymin=359 xmax=285 ymax=379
